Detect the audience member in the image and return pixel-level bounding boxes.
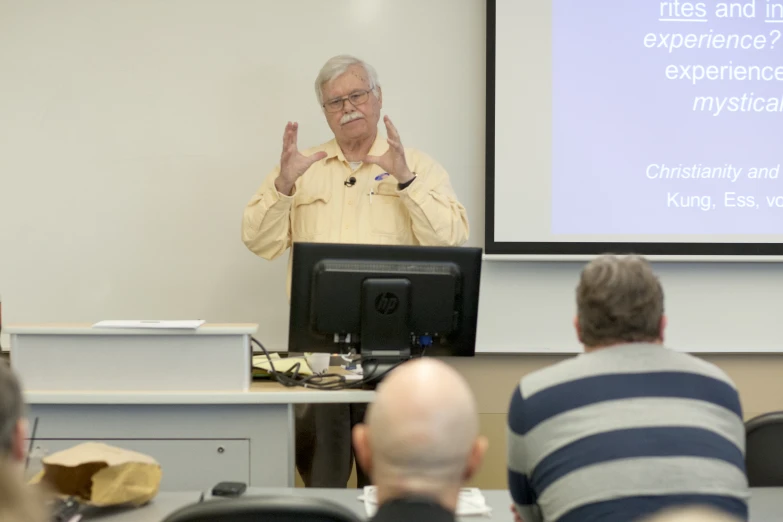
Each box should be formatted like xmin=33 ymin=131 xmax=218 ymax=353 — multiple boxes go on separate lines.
xmin=352 ymin=358 xmax=487 ymax=522
xmin=0 ymin=361 xmax=29 ymax=470
xmin=0 ymin=362 xmax=47 ymax=522
xmin=506 ymin=254 xmax=749 ymax=522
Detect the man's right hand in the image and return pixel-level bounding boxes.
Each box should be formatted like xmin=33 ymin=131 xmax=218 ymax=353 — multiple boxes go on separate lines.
xmin=275 ymin=121 xmax=328 ymax=196
xmin=510 ymin=504 xmax=524 ymax=522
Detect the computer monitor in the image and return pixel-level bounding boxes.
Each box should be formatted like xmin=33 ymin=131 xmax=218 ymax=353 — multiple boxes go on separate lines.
xmin=288 ymin=242 xmax=482 ymax=384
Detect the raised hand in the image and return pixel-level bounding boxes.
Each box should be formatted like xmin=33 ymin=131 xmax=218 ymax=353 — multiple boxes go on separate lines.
xmin=364 ymin=116 xmax=415 ymax=184
xmin=275 ymin=122 xmax=327 ymax=195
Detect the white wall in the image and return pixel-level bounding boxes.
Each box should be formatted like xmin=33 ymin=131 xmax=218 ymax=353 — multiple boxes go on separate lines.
xmin=0 ymin=0 xmax=779 ymax=354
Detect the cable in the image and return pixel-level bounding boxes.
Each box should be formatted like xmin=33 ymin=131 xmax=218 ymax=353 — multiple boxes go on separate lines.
xmin=251 ymin=337 xmax=347 ymax=389
xmin=24 ymin=417 xmax=39 ymax=471
xmin=251 ymin=337 xmax=408 ymax=390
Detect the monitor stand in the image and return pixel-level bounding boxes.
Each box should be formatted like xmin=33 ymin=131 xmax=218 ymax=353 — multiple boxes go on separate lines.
xmin=359 ymin=278 xmax=414 ymax=389
xmin=360 ymin=355 xmax=413 ymax=389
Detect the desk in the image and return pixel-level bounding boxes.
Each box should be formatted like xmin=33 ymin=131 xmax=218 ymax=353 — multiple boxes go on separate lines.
xmin=26 ymin=379 xmax=374 ymax=491
xmin=82 ymin=493 xmax=199 ymax=522
xmin=749 ymin=488 xmax=783 ymax=521
xmin=83 ymin=488 xmax=783 ymax=522
xmin=9 ymin=323 xmax=257 ymax=392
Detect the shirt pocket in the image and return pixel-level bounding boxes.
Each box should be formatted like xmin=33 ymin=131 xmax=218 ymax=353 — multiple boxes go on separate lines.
xmin=292 ymin=189 xmax=331 ymax=240
xmin=369 ymin=181 xmax=407 ymax=237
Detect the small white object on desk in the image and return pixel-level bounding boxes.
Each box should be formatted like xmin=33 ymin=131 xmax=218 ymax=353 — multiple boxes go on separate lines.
xmin=341 ymin=363 xmax=364 ymax=381
xmin=92 ymin=320 xmax=206 ymax=329
xmin=359 ymin=486 xmax=492 ymax=517
xmin=304 ymin=353 xmax=330 ymax=374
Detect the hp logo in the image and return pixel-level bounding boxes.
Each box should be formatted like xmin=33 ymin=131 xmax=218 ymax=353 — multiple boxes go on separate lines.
xmin=374 ymin=293 xmax=399 ymax=315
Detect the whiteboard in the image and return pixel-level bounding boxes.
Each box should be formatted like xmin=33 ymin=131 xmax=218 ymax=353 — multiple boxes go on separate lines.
xmin=1 ymin=0 xmax=779 ymax=354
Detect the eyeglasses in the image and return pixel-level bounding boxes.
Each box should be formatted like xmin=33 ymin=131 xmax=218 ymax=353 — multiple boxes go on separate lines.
xmin=322 ymin=89 xmax=373 ymax=113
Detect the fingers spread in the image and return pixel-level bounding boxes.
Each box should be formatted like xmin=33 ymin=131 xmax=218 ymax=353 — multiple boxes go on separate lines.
xmin=384 ymin=115 xmax=399 ymax=141
xmin=291 ymin=122 xmax=299 ymax=149
xmin=282 ymin=121 xmax=293 ymax=152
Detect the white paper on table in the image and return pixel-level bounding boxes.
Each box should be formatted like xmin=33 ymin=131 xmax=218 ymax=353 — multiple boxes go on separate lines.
xmin=358 ymin=486 xmax=492 ymax=517
xmin=252 ymin=354 xmax=314 ymax=376
xmin=92 ymin=320 xmax=205 ymax=329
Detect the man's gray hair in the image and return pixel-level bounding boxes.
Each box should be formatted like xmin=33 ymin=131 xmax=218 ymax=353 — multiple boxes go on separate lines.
xmin=314 ymin=55 xmax=381 ymax=106
xmin=0 ymin=362 xmax=23 ymax=456
xmin=576 ymin=254 xmax=664 ymax=348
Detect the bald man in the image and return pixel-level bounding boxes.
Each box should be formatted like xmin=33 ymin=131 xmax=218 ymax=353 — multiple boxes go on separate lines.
xmin=640 ymin=506 xmax=743 ymax=522
xmin=352 ymin=358 xmax=487 ymax=522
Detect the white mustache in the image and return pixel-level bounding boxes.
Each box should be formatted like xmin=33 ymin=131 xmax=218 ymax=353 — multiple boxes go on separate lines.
xmin=340 ymin=112 xmax=364 ymax=125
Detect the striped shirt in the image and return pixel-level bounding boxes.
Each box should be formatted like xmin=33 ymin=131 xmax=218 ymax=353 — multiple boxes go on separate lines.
xmin=507 ymin=344 xmax=749 ymax=522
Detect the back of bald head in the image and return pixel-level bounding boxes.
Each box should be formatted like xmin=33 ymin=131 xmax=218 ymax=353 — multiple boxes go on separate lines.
xmin=640 ymin=506 xmax=742 ymax=522
xmin=360 ymin=358 xmax=481 ymax=488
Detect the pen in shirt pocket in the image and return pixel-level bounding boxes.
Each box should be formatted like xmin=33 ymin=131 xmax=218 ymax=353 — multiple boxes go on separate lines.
xmin=374 ymin=172 xmax=389 ymax=181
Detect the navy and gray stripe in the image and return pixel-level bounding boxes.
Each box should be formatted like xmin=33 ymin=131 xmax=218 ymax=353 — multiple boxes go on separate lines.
xmin=519 ymin=343 xmax=736 ymax=398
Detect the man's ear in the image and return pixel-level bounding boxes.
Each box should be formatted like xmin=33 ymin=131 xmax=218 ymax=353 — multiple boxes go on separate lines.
xmin=12 ymin=419 xmax=26 ymax=464
xmin=376 ymin=86 xmax=383 ymax=107
xmin=659 ymin=315 xmax=667 ymax=343
xmin=352 ymin=424 xmax=372 ymax=478
xmin=573 ymin=316 xmax=582 ymax=343
xmin=462 ymin=435 xmax=488 ymax=483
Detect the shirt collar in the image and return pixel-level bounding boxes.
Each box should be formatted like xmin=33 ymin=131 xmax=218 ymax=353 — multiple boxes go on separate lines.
xmin=324 ymin=136 xmax=389 ymax=162
xmin=372 ymin=497 xmax=455 ymax=522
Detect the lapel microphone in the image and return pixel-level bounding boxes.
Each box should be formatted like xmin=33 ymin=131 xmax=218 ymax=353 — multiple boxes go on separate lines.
xmin=344 ymin=176 xmax=356 ymax=187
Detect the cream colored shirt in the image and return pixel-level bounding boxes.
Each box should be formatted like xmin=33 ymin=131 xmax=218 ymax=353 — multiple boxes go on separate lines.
xmin=241 ymin=137 xmax=470 ymax=268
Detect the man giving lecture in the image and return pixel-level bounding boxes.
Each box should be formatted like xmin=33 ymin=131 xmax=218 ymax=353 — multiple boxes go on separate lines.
xmin=241 ymin=55 xmax=469 ymax=488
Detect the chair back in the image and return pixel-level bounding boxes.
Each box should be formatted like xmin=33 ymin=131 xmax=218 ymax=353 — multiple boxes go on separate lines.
xmin=745 ymin=411 xmax=783 ymax=487
xmin=161 ymin=495 xmax=364 ymax=522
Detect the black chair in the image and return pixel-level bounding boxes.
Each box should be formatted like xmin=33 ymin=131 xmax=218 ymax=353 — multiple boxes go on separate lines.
xmin=161 ymin=495 xmax=365 ymax=522
xmin=745 ymin=411 xmax=783 ymax=487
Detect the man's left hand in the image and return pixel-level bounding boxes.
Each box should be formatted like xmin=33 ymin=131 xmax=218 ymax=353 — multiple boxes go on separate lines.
xmin=364 ymin=115 xmax=415 ymax=184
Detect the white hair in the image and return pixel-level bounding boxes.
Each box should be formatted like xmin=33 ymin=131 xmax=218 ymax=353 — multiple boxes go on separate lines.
xmin=314 ymin=55 xmax=381 ymax=106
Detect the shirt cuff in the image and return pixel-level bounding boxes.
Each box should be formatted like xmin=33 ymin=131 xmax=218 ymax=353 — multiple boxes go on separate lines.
xmin=397 ymin=176 xmax=416 ymax=191
xmin=263 ymin=176 xmax=295 ymax=208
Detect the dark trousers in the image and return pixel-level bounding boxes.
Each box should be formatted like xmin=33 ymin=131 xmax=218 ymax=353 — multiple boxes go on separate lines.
xmin=294 ymin=402 xmax=371 ymax=488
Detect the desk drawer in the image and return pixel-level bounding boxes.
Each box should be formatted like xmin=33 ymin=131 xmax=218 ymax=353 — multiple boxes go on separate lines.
xmin=29 ymin=439 xmax=249 ymax=491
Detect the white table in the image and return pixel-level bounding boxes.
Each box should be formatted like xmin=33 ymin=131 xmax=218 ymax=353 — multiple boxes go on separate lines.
xmin=82 ymin=488 xmax=783 ymax=521
xmin=25 ymin=382 xmax=374 ymax=491
xmin=8 ymin=322 xmax=373 ymax=491
xmin=81 ymin=492 xmax=199 ymax=522
xmin=9 ymin=323 xmax=258 ymax=392
xmin=749 ymin=488 xmax=783 ymax=521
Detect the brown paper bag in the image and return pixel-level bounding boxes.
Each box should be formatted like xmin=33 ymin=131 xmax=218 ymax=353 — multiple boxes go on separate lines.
xmin=36 ymin=442 xmax=162 ymax=507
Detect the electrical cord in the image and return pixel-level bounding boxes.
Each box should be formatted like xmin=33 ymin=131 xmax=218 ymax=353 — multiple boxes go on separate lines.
xmin=251 ymin=337 xmax=408 ymax=390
